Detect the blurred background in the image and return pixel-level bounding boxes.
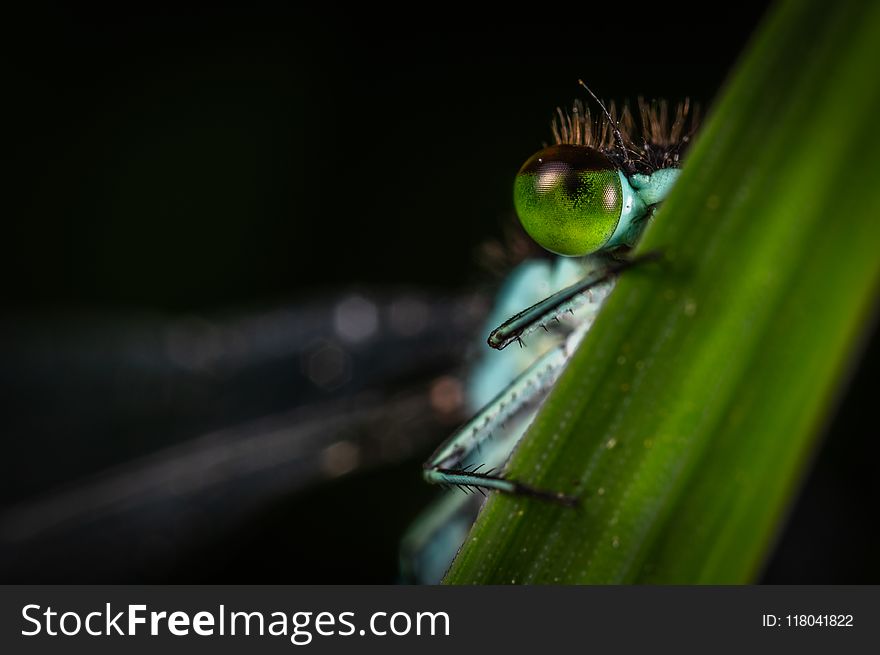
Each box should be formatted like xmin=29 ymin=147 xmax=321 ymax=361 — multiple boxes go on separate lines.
xmin=2 ymin=4 xmax=877 ymax=583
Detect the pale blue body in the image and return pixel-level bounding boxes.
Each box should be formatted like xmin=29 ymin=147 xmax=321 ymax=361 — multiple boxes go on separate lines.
xmin=400 ymin=166 xmax=681 ymax=583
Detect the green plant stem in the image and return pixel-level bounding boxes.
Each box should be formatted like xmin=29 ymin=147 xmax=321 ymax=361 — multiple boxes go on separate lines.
xmin=445 ymin=0 xmax=880 ymax=584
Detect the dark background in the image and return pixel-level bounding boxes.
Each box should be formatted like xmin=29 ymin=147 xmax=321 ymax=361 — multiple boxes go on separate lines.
xmin=2 ymin=5 xmax=877 ymax=582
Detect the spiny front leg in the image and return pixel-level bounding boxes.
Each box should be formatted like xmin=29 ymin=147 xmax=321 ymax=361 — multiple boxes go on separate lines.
xmin=488 ymin=251 xmax=661 ymax=350
xmin=424 ymin=252 xmax=663 ymax=503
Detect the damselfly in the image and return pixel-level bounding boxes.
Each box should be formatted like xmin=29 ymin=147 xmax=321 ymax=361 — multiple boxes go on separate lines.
xmin=401 ymin=82 xmax=700 ymax=583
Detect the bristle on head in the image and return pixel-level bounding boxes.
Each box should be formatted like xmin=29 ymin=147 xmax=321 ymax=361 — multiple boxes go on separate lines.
xmin=551 ymin=97 xmax=701 ymax=174
xmin=550 ymin=99 xmax=625 ymax=150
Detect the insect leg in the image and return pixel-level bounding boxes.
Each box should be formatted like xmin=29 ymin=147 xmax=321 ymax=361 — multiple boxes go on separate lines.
xmin=422 ymin=330 xmax=586 ymax=505
xmin=488 ymin=251 xmax=661 ymax=350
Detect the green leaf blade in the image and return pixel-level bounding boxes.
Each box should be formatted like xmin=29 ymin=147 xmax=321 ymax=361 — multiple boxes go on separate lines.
xmin=445 ymin=0 xmax=880 ymax=584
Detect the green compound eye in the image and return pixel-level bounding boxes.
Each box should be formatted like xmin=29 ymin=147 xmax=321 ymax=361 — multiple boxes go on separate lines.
xmin=513 ymin=144 xmax=623 ymax=256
